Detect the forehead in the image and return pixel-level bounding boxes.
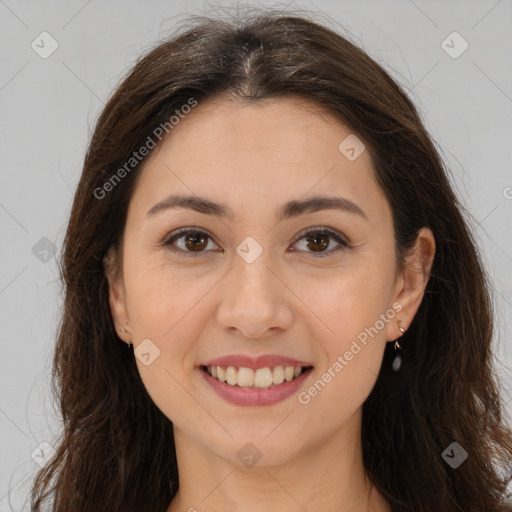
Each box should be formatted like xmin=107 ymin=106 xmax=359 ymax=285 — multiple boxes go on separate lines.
xmin=128 ymin=95 xmax=390 ymax=226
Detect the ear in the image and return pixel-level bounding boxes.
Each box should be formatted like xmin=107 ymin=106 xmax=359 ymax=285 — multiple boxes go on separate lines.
xmin=103 ymin=247 xmax=131 ymax=342
xmin=387 ymin=227 xmax=436 ymax=341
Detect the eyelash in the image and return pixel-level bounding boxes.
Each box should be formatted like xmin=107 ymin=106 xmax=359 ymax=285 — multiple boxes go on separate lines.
xmin=161 ymin=227 xmax=349 ymax=259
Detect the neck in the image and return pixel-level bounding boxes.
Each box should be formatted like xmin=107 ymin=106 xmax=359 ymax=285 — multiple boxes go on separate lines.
xmin=166 ymin=408 xmax=391 ymax=512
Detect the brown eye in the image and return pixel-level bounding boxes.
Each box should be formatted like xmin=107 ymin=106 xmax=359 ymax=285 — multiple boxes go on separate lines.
xmin=304 ymin=232 xmax=330 ymax=252
xmin=163 ymin=227 xmax=348 ymax=258
xmin=182 ymin=232 xmax=208 ymax=252
xmin=164 ymin=228 xmax=218 ymax=257
xmin=291 ymin=228 xmax=348 ymax=258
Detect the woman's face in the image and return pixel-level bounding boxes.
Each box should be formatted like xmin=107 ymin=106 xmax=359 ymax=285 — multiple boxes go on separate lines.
xmin=107 ymin=95 xmax=432 ymax=467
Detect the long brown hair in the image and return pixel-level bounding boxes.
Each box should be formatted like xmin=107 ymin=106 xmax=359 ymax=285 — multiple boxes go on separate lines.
xmin=30 ymin=7 xmax=512 ymax=512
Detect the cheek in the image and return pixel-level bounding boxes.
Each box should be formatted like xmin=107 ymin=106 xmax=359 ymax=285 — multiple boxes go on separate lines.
xmin=297 ymin=280 xmax=390 ymax=424
xmin=123 ymin=252 xmax=206 ymax=337
xmin=296 ymin=265 xmax=392 ymax=398
xmin=295 ymin=261 xmax=393 ymax=342
xmin=126 ymin=262 xmax=213 ymax=425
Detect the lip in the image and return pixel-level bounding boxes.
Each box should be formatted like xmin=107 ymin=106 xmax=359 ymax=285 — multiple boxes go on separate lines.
xmin=202 ymin=354 xmax=313 ymax=370
xmin=199 ymin=365 xmax=314 ymax=406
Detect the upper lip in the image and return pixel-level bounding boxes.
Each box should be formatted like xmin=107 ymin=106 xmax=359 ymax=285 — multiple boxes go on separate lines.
xmin=201 ymin=354 xmax=314 ymax=369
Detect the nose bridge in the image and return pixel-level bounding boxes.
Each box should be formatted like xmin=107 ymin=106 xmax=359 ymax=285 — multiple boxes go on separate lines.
xmin=232 ymin=231 xmax=275 ymax=287
xmin=216 ymin=239 xmax=292 ymax=337
xmin=231 ymin=241 xmax=278 ymax=306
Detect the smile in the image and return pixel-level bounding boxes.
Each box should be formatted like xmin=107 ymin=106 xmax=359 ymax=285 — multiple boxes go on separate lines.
xmin=201 ymin=364 xmax=312 ymax=389
xmin=199 ymin=365 xmax=314 ymax=406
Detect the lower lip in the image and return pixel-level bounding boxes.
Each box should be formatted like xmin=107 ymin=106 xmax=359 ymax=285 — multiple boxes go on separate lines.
xmin=199 ymin=366 xmax=314 ymax=406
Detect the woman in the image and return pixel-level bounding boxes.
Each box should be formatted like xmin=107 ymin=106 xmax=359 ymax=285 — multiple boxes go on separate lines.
xmin=30 ymin=8 xmax=512 ymax=512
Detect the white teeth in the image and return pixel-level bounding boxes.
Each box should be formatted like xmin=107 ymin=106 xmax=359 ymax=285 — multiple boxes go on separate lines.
xmin=272 ymin=366 xmax=284 ymax=385
xmin=225 ymin=366 xmax=237 ymax=385
xmin=205 ymin=365 xmax=308 ymax=389
xmin=284 ymin=366 xmax=295 ymax=381
xmin=237 ymin=367 xmax=254 ymax=387
xmin=254 ymin=368 xmax=273 ymax=388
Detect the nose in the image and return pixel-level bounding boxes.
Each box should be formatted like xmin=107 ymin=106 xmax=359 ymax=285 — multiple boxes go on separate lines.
xmin=215 ymin=250 xmax=294 ymax=339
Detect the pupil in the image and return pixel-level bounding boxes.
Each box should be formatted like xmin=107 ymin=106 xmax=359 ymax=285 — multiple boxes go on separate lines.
xmin=307 ymin=233 xmax=328 ymax=251
xmin=185 ymin=232 xmax=207 ymax=251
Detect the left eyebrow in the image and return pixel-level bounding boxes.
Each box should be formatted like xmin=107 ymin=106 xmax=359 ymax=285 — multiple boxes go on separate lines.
xmin=146 ymin=194 xmax=368 ymax=221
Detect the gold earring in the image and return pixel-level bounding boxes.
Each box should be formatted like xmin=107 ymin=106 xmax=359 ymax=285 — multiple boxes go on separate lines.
xmin=120 ymin=325 xmax=131 ymax=346
xmin=392 ymin=320 xmax=407 ymax=372
xmin=394 ymin=320 xmax=406 ymax=350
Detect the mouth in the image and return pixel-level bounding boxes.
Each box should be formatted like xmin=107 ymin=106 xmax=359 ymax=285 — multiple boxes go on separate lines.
xmin=199 ymin=364 xmax=314 ymax=390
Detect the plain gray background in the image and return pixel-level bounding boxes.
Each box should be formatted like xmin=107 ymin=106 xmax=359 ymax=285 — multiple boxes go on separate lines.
xmin=1 ymin=0 xmax=511 ymax=509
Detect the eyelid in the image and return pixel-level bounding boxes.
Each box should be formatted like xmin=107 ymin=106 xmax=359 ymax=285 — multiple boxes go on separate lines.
xmin=293 ymin=226 xmax=348 ymax=245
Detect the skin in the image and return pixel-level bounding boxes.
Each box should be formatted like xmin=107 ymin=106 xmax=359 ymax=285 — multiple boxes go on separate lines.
xmin=106 ymin=94 xmax=435 ymax=512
